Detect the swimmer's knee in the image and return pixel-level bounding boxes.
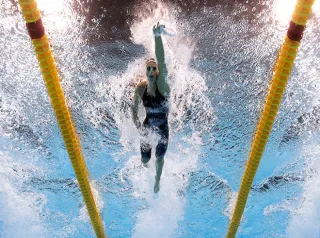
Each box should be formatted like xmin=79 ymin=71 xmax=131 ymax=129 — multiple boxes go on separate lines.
xmin=155 ymin=148 xmax=166 ymax=160
xmin=141 ymin=156 xmax=151 ymax=164
xmin=156 ymin=156 xmax=164 ymax=162
xmin=155 ymin=141 xmax=168 ymax=160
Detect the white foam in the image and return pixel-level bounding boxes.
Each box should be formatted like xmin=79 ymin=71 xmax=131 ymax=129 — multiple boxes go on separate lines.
xmin=120 ymin=3 xmax=214 ymax=237
xmin=95 ymin=2 xmax=215 ymax=237
xmin=0 ymin=151 xmax=47 ymax=238
xmin=123 ymin=133 xmax=201 ymax=238
xmin=287 ymin=144 xmax=320 ymax=238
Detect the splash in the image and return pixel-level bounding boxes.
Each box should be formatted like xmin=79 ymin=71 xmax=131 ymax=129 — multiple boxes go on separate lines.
xmin=0 ymin=151 xmax=47 ymax=238
xmin=123 ymin=134 xmax=202 ymax=238
xmin=287 ymin=143 xmax=320 ymax=238
xmin=96 ymin=2 xmax=216 ymax=237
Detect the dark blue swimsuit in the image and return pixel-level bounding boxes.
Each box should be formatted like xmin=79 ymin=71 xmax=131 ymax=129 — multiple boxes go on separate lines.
xmin=140 ymin=87 xmax=169 ymax=161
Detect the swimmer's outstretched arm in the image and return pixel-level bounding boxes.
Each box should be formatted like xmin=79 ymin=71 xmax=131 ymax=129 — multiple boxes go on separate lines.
xmin=153 ymin=23 xmax=170 ymax=98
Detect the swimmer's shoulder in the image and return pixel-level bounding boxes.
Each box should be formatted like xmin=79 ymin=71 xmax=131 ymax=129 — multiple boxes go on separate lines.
xmin=136 ymin=80 xmax=147 ymax=90
xmin=135 ymin=80 xmax=147 ymax=96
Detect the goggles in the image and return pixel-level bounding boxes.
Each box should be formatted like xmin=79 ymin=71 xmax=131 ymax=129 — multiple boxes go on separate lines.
xmin=147 ymin=66 xmax=158 ymax=71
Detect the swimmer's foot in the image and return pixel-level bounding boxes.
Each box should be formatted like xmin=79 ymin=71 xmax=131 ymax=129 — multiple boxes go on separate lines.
xmin=154 ymin=179 xmax=160 ymax=193
xmin=142 ymin=162 xmax=148 ymax=168
xmin=154 ymin=159 xmax=164 ymax=193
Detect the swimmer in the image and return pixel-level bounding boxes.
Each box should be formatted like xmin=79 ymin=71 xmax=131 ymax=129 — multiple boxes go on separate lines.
xmin=132 ymin=22 xmax=170 ymax=193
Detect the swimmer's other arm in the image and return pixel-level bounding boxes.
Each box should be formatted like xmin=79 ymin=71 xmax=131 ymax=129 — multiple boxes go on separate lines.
xmin=132 ymin=81 xmax=147 ymax=129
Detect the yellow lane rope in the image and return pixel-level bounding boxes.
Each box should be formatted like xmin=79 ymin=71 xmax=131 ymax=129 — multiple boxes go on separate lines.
xmin=226 ymin=0 xmax=315 ymax=237
xmin=18 ymin=1 xmax=107 ymax=237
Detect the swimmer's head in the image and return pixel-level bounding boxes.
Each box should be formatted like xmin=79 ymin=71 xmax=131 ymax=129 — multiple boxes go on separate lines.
xmin=146 ymin=58 xmax=159 ymax=83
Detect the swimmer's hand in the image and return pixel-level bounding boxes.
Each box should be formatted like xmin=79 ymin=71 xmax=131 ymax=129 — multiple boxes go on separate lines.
xmin=134 ymin=120 xmax=141 ymax=131
xmin=153 ymin=22 xmax=165 ymax=37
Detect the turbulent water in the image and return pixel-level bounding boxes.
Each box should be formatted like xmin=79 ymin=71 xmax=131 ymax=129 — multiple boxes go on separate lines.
xmin=1 ymin=0 xmax=320 ymax=237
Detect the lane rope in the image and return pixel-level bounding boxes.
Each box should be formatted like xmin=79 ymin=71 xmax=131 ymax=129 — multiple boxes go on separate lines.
xmin=226 ymin=0 xmax=315 ymax=237
xmin=18 ymin=1 xmax=107 ymax=237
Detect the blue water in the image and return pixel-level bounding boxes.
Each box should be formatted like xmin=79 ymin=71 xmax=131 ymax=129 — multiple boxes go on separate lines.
xmin=1 ymin=0 xmax=320 ymax=237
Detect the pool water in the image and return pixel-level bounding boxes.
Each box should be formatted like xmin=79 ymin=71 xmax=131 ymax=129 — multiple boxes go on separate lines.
xmin=0 ymin=0 xmax=320 ymax=237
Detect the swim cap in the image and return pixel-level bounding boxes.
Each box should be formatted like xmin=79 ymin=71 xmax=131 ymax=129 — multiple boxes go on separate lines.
xmin=146 ymin=58 xmax=158 ymax=67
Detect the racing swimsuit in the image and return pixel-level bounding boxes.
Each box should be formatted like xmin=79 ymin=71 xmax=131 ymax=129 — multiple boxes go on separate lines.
xmin=140 ymin=86 xmax=169 ymax=162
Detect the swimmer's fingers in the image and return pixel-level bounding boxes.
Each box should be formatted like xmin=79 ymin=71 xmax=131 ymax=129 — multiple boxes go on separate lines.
xmin=153 ymin=22 xmax=166 ymax=36
xmin=153 ymin=24 xmax=158 ymax=35
xmin=153 ymin=22 xmax=159 ymax=32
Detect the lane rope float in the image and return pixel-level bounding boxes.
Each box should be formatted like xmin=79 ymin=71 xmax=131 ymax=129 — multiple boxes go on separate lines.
xmin=226 ymin=0 xmax=315 ymax=237
xmin=18 ymin=1 xmax=107 ymax=237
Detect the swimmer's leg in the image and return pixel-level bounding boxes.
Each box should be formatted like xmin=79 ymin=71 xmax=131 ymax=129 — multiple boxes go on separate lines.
xmin=154 ymin=125 xmax=169 ymax=193
xmin=141 ymin=142 xmax=151 ymax=166
xmin=140 ymin=122 xmax=151 ymax=166
xmin=154 ymin=157 xmax=164 ymax=193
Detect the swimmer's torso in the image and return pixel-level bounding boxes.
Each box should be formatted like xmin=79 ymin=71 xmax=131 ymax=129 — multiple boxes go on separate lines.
xmin=142 ymin=86 xmax=168 ymax=127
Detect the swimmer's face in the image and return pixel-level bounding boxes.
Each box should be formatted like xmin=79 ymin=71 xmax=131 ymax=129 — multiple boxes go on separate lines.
xmin=146 ymin=62 xmax=159 ymax=83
